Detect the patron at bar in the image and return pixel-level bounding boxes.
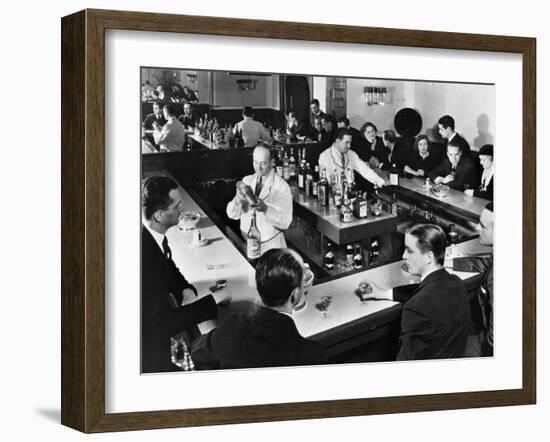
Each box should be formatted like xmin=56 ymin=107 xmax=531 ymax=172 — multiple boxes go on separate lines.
xmin=177 ymin=102 xmax=197 ymax=130
xmin=395 ymin=224 xmax=470 ymax=360
xmin=357 ymin=121 xmax=386 ymax=167
xmin=309 ymin=98 xmax=325 ymax=134
xmin=234 ymin=106 xmax=272 ymax=148
xmin=318 ymin=128 xmax=386 ymax=188
xmin=428 ymin=139 xmax=479 ymax=190
xmin=142 ymin=101 xmax=166 ymax=147
xmin=191 ymin=248 xmax=328 ymax=369
xmin=226 ymin=145 xmax=293 ymax=253
xmin=474 ymin=144 xmax=494 ymax=200
xmin=153 ymin=104 xmax=187 ymax=152
xmin=380 ymin=129 xmax=410 ymax=172
xmin=141 ymin=176 xmax=231 ymax=373
xmin=438 ymin=114 xmax=471 ymax=154
xmin=404 ymin=134 xmax=443 ymax=177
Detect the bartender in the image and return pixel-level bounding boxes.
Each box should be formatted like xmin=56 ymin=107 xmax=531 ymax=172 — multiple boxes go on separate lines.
xmin=318 ymin=128 xmax=386 ymax=187
xmin=226 ymin=145 xmax=292 ymax=253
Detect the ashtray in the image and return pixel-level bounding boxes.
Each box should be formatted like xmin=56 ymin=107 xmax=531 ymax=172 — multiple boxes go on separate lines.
xmin=430 ymin=183 xmax=450 ymax=198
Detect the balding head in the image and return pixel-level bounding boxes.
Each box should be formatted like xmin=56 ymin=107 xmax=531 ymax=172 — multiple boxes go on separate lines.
xmin=253 ymin=145 xmax=272 ymax=177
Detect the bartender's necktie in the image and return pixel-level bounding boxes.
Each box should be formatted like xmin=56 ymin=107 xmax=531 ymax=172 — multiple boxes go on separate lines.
xmin=254 ymin=176 xmax=263 ymax=197
xmin=341 ymin=152 xmax=346 ymax=169
xmin=162 ymin=236 xmax=172 ymax=260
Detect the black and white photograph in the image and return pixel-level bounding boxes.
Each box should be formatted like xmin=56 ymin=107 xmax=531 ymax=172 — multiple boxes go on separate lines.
xmin=140 ymin=67 xmax=495 ymax=374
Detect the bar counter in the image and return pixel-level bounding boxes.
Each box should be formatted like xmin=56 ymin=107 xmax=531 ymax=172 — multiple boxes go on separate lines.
xmin=159 ymin=172 xmax=490 ymax=360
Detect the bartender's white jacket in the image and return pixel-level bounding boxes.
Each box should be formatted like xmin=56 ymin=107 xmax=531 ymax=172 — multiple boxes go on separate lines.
xmin=226 ymin=170 xmax=293 ymax=253
xmin=318 ymin=144 xmax=386 ymax=187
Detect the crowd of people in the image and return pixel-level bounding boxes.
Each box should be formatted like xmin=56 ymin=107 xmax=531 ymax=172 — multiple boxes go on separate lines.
xmin=141 ymin=80 xmax=199 ymax=103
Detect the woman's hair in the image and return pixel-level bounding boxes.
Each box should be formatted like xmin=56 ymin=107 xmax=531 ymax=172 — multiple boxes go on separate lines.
xmin=414 ymin=134 xmax=430 ymax=152
xmin=359 ymin=121 xmax=377 ymax=135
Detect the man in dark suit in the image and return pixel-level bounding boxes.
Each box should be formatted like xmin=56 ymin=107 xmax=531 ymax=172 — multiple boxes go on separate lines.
xmin=142 ymin=101 xmax=167 ymax=148
xmin=428 ymin=139 xmax=480 ymax=190
xmin=393 ymin=224 xmax=470 ymax=360
xmin=309 ymin=98 xmax=325 ymax=135
xmin=379 ymin=129 xmax=411 ymax=172
xmin=191 ymin=248 xmax=328 ymax=369
xmin=438 ymin=114 xmax=471 ymax=154
xmin=141 ymin=176 xmax=231 ymax=373
xmin=178 ymin=102 xmax=197 ymax=130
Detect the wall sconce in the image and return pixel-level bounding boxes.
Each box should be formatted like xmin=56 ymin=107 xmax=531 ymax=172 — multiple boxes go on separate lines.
xmin=237 ymin=79 xmax=257 ymax=91
xmin=364 ymin=86 xmax=387 ymax=106
xmin=186 ymin=73 xmax=198 ymax=83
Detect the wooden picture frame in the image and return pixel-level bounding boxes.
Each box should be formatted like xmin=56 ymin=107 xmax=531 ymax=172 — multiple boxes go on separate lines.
xmin=61 ymin=8 xmax=536 ymax=433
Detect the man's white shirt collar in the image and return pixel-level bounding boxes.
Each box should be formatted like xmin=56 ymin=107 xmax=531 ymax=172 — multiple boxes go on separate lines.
xmin=143 ymin=220 xmax=165 ymax=252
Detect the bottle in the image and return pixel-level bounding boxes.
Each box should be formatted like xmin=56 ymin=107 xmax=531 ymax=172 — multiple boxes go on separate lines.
xmin=346 ymin=244 xmax=354 ymax=267
xmin=236 ymin=128 xmax=245 ymax=148
xmin=353 ymin=191 xmax=368 ymax=219
xmin=289 ymin=148 xmax=297 ymax=180
xmin=276 ymin=151 xmax=284 ymax=177
xmin=369 ymin=238 xmax=380 ymax=264
xmin=306 ymin=163 xmax=314 ymax=196
xmin=389 ymin=163 xmax=399 ymax=186
xmin=282 ymin=150 xmax=290 ymax=181
xmin=370 ymin=185 xmax=382 ymax=216
xmin=353 ymin=243 xmax=364 ymax=269
xmin=312 ymin=165 xmax=319 ymax=198
xmin=324 ymin=242 xmax=335 ymax=270
xmin=247 ymin=209 xmax=261 ymax=262
xmin=318 ymin=168 xmax=329 ymax=207
xmin=299 ymin=160 xmax=307 ymax=192
xmin=391 ymin=192 xmax=399 ymax=216
xmin=297 ymin=154 xmax=305 ymax=190
xmin=448 ymin=224 xmax=459 ymax=244
xmin=340 ymin=195 xmax=353 ymax=223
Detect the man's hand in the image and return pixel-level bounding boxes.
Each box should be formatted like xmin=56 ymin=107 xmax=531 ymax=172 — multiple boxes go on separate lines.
xmin=255 ymin=199 xmax=267 ymax=213
xmin=442 ymin=174 xmax=455 ymax=184
xmin=181 ymin=288 xmax=197 ymax=306
xmin=416 ymin=169 xmax=425 ymax=177
xmin=212 ymin=288 xmax=232 ymax=306
xmin=434 ymin=176 xmax=444 ymax=184
xmin=369 ymin=157 xmax=381 ymax=169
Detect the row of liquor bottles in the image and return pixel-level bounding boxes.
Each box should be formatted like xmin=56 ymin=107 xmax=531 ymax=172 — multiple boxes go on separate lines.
xmin=323 ymin=240 xmax=380 ymax=271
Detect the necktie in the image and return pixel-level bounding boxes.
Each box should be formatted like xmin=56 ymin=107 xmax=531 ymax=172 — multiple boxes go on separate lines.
xmin=254 ymin=176 xmax=263 ymax=197
xmin=162 ymin=236 xmax=172 ymax=260
xmin=341 ymin=153 xmax=346 ymax=169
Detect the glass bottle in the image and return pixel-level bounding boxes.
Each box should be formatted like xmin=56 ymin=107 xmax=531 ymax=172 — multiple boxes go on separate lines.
xmin=324 ymin=242 xmax=335 ymax=270
xmin=346 ymin=244 xmax=354 ymax=267
xmin=318 ymin=168 xmax=329 ymax=207
xmin=312 ymin=165 xmax=319 ymax=198
xmin=247 ymin=209 xmax=261 ymax=262
xmin=391 ymin=192 xmax=399 ymax=216
xmin=305 ymin=162 xmax=312 ymax=197
xmin=448 ymin=223 xmax=459 ymax=244
xmin=353 ymin=191 xmax=368 ymax=219
xmin=369 ymin=238 xmax=380 ymax=264
xmin=353 ymin=243 xmax=364 ymax=269
xmin=370 ymin=185 xmax=382 ymax=216
xmin=289 ymin=148 xmax=297 ymax=180
xmin=276 ymin=151 xmax=284 ymax=177
xmin=340 ymin=194 xmax=353 ymax=223
xmin=282 ymin=150 xmax=290 ymax=181
xmin=389 ymin=163 xmax=399 ymax=186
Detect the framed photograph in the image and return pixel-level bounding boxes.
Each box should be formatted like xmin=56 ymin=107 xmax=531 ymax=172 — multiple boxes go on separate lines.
xmin=61 ymin=9 xmax=536 ymax=433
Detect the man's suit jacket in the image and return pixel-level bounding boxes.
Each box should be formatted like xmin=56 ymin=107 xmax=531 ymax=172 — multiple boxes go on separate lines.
xmin=191 ymin=306 xmax=328 ymax=369
xmin=445 ymin=132 xmax=471 ymax=154
xmin=393 ymin=268 xmax=471 ymax=360
xmin=142 ymin=112 xmax=167 ymax=130
xmin=141 ymin=227 xmax=217 ymax=373
xmin=428 ymin=155 xmax=480 ymax=190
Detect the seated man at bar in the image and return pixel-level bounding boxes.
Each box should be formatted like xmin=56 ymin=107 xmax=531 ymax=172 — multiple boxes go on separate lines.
xmin=226 ymin=145 xmax=292 ymax=253
xmin=395 ymin=224 xmax=470 ymax=360
xmin=320 ymin=114 xmax=337 ymax=146
xmin=153 ymin=104 xmax=187 ymax=152
xmin=191 ymin=248 xmax=328 ymax=369
xmin=310 ymin=116 xmax=324 ymax=143
xmin=318 ymin=128 xmax=386 ymax=188
xmin=379 ymin=129 xmax=410 ymax=171
xmin=177 ymin=102 xmax=197 ymax=131
xmin=142 ymin=101 xmax=167 ymax=149
xmin=234 ymin=106 xmax=272 ymax=148
xmin=453 ymin=202 xmax=494 ymax=356
xmin=404 ymin=134 xmax=442 ymax=178
xmin=438 ymin=114 xmax=471 ymax=155
xmin=428 ymin=139 xmax=479 ymax=190
xmin=141 ymin=176 xmax=231 ymax=373
xmin=337 ymin=117 xmax=363 ymax=152
xmin=286 ymin=110 xmax=308 ymax=141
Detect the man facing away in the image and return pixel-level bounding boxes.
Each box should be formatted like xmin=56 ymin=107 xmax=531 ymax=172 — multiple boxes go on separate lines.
xmin=153 ymin=104 xmax=187 ymax=152
xmin=438 ymin=114 xmax=471 ymax=154
xmin=318 ymin=128 xmax=387 ymax=188
xmin=394 ymin=224 xmax=471 ymax=360
xmin=226 ymin=145 xmax=292 ymax=253
xmin=453 ymin=202 xmax=494 ymax=356
xmin=191 ymin=248 xmax=328 ymax=369
xmin=141 ymin=176 xmax=231 ymax=373
xmin=234 ymin=106 xmax=272 ymax=147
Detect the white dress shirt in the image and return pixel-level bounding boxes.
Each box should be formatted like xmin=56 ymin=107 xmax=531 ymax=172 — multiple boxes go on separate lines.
xmin=153 ymin=116 xmax=187 ymax=151
xmin=480 ymin=164 xmax=494 ymax=190
xmin=234 ymin=117 xmax=272 ymax=147
xmin=318 ymin=145 xmax=385 ymax=187
xmin=142 ymin=220 xmax=165 ymax=252
xmin=226 ymin=169 xmax=292 ymax=253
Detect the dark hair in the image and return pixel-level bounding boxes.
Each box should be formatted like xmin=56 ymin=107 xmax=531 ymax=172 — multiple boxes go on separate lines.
xmin=288 ymin=109 xmax=300 ymax=120
xmin=484 ymin=202 xmax=493 ymax=213
xmin=163 ymin=104 xmax=176 ymax=117
xmin=243 ymin=106 xmax=254 ymax=117
xmin=337 ymin=116 xmax=350 ymax=127
xmin=359 ymin=121 xmax=377 ymax=134
xmin=414 ymin=134 xmax=430 ymax=152
xmin=383 ymin=129 xmax=397 ymax=144
xmin=310 ymin=99 xmax=320 ymax=106
xmin=406 ymin=224 xmax=447 ymax=266
xmin=438 ymin=115 xmax=455 ymax=131
xmin=141 ymin=176 xmax=178 ymax=220
xmin=447 ymin=137 xmax=463 ymax=151
xmin=152 ymin=101 xmax=162 ymax=108
xmin=336 ymin=128 xmax=353 ymax=141
xmin=255 ymin=249 xmax=304 ymax=307
xmin=479 ymin=144 xmax=494 ymax=159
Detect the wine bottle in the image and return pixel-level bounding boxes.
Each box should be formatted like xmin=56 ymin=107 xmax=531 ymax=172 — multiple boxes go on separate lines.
xmin=247 ymin=209 xmax=261 ymax=263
